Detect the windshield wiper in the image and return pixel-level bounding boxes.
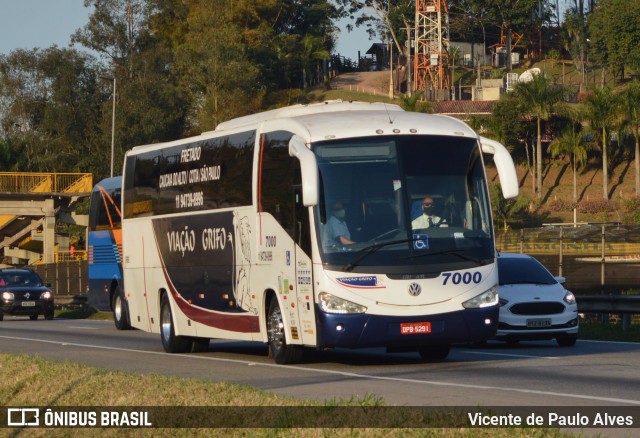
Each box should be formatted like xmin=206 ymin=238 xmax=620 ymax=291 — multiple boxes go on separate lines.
xmin=403 ymin=249 xmax=484 ymax=265
xmin=342 ymin=238 xmax=415 ymax=271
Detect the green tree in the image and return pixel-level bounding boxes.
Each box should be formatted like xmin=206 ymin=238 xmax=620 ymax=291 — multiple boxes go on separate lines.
xmin=343 ymin=0 xmax=414 ymax=60
xmin=581 ymin=86 xmax=619 ymax=199
xmin=511 ymin=72 xmax=567 ymax=198
xmin=398 ymin=93 xmax=433 ymax=113
xmin=73 ymin=0 xmax=189 ymax=173
xmin=548 ymin=124 xmax=589 ymax=203
xmin=485 ymin=0 xmax=542 ymax=71
xmin=300 ymin=34 xmax=331 ymax=89
xmin=587 ymin=0 xmax=640 ymax=82
xmin=618 ymin=80 xmax=640 ymax=195
xmin=171 ymin=0 xmax=265 ymax=130
xmin=0 ymin=47 xmax=103 ymax=173
xmin=490 ymin=183 xmax=529 ymax=231
xmin=561 ymin=4 xmax=589 ymax=91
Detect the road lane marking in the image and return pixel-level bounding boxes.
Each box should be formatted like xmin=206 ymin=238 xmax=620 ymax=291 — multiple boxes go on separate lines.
xmin=462 ymin=351 xmax=560 ymax=359
xmin=66 ymin=326 xmax=101 ymax=330
xmin=1 ymin=334 xmax=639 ymax=405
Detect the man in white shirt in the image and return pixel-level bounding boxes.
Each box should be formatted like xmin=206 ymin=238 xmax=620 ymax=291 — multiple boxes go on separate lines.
xmin=325 ymin=202 xmax=355 ymax=246
xmin=411 ymin=196 xmax=448 ymax=229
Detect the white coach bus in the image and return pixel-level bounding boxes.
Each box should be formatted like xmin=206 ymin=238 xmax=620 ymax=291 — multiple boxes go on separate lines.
xmin=121 ymin=101 xmax=519 ymax=363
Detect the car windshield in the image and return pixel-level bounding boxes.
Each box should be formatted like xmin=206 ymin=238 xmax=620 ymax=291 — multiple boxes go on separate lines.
xmin=0 ymin=271 xmax=43 ymax=287
xmin=497 ymin=256 xmax=557 ymax=286
xmin=313 ymin=134 xmax=494 ymax=273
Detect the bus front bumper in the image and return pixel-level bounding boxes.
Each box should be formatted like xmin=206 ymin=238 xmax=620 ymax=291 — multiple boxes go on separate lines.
xmin=315 ymin=306 xmax=499 ymax=349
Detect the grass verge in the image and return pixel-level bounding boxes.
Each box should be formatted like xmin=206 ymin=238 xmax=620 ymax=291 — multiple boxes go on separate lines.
xmin=54 ymin=307 xmax=113 ymax=320
xmin=578 ymin=320 xmax=640 ymax=342
xmin=0 ymin=354 xmax=572 ymax=437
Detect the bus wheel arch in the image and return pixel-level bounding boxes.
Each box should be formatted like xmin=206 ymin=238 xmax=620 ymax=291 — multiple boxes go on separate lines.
xmin=112 ymin=281 xmax=131 ymax=330
xmin=265 ymin=292 xmax=303 ymax=364
xmin=159 ymin=291 xmax=208 ymax=353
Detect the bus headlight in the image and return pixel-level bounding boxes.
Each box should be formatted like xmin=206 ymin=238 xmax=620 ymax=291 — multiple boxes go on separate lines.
xmin=462 ymin=286 xmax=498 ymax=309
xmin=318 ymin=292 xmax=367 ymax=314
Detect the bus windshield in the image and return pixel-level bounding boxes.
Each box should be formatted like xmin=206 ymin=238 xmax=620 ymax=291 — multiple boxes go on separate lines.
xmin=314 ymin=135 xmax=494 ymax=273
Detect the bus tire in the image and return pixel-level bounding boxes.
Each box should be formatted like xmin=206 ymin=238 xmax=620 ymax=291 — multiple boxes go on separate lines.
xmin=160 ymin=293 xmax=192 ymax=353
xmin=113 ymin=285 xmax=132 ymax=330
xmin=267 ymin=297 xmax=303 ymax=364
xmin=418 ymin=344 xmax=450 ymax=361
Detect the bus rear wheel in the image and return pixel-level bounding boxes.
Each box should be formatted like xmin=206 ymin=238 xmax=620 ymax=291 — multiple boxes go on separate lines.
xmin=113 ymin=285 xmax=131 ymax=330
xmin=267 ymin=297 xmax=303 ymax=364
xmin=418 ymin=344 xmax=450 ymax=361
xmin=160 ymin=293 xmax=192 ymax=353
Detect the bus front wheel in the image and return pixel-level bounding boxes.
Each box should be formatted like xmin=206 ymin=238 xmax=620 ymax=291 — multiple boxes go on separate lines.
xmin=113 ymin=285 xmax=131 ymax=330
xmin=267 ymin=297 xmax=303 ymax=364
xmin=160 ymin=293 xmax=192 ymax=353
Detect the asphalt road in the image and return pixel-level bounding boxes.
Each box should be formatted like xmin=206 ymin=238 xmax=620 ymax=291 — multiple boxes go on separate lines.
xmin=2 ymin=316 xmax=640 ymax=410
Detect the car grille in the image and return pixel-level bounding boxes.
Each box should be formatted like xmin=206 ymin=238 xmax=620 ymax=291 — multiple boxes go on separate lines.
xmin=509 ymin=301 xmax=565 ymax=315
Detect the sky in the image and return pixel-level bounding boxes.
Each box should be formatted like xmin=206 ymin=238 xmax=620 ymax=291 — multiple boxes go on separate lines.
xmin=0 ymin=0 xmax=374 ymax=61
xmin=0 ymin=0 xmax=92 ymax=54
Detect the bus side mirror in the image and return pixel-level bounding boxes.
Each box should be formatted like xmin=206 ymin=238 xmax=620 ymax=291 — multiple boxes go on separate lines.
xmin=289 ymin=135 xmax=318 ymax=207
xmin=480 ymin=137 xmax=519 ymax=199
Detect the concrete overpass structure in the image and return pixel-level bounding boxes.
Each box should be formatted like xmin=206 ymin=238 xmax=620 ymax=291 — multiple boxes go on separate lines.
xmin=0 ymin=173 xmax=93 ymax=265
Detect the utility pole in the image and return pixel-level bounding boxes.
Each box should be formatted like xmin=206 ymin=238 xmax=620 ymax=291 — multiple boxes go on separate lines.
xmin=403 ymin=27 xmax=413 ymax=96
xmin=389 ymin=41 xmax=394 ymax=98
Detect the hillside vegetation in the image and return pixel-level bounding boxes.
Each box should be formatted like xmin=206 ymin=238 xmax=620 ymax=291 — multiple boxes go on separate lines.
xmin=312 ymin=60 xmax=640 ymax=226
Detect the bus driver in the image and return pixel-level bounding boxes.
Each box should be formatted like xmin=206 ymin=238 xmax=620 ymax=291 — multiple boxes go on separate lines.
xmin=412 ymin=196 xmax=448 ymax=229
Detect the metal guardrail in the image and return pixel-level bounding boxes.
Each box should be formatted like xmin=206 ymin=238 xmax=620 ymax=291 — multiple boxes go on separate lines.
xmin=577 ymin=295 xmax=640 ymax=330
xmin=578 ymin=295 xmax=640 ymax=314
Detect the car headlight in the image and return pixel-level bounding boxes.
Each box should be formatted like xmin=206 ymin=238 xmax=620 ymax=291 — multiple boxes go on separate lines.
xmin=318 ymin=292 xmax=367 ymax=314
xmin=40 ymin=291 xmax=52 ymax=300
xmin=2 ymin=291 xmax=14 ymax=301
xmin=564 ymin=291 xmax=576 ymax=305
xmin=463 ymin=285 xmax=499 ymax=309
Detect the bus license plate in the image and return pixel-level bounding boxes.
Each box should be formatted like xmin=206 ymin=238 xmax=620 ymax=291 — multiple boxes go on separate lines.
xmin=21 ymin=301 xmax=36 ymax=307
xmin=527 ymin=318 xmax=551 ymax=328
xmin=400 ymin=322 xmax=431 ymax=335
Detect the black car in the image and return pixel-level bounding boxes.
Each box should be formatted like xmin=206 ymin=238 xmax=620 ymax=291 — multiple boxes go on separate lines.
xmin=0 ymin=268 xmax=54 ymax=321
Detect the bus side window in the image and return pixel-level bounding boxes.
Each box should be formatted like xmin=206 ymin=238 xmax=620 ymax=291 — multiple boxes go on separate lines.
xmin=260 ymin=131 xmax=297 ymax=238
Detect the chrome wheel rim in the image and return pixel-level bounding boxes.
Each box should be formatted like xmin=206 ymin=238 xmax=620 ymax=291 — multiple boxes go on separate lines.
xmin=114 ymin=295 xmax=122 ymax=321
xmin=161 ymin=301 xmax=172 ymax=341
xmin=268 ymin=304 xmax=284 ymax=349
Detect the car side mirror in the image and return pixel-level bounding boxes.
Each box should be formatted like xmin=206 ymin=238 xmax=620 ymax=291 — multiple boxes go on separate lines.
xmin=554 ymin=276 xmax=566 ymax=284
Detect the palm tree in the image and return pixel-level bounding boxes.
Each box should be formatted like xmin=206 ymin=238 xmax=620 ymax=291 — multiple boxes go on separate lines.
xmin=618 ymin=80 xmax=640 ymax=195
xmin=548 ymin=126 xmax=589 ymax=203
xmin=300 ymin=34 xmax=331 ymax=89
xmin=490 ymin=184 xmax=529 ymax=231
xmin=581 ymin=86 xmax=619 ymax=199
xmin=511 ymin=72 xmax=567 ymax=198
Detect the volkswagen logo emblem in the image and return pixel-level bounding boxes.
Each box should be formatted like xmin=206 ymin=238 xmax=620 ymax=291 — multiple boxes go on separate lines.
xmin=408 ymin=283 xmax=422 ymax=297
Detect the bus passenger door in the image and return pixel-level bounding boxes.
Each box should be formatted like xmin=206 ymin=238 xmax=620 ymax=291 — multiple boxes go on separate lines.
xmin=293 ymin=184 xmax=317 ymax=346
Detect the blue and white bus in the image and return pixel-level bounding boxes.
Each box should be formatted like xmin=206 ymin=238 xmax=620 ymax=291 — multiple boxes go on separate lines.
xmin=121 ymin=101 xmax=519 ymax=363
xmin=87 ymin=176 xmax=130 ymax=329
